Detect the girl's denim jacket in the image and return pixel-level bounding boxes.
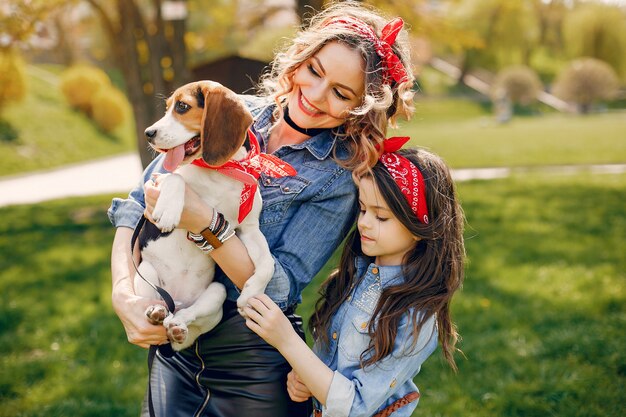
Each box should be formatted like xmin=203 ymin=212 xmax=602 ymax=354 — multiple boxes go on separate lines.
xmin=313 ymin=257 xmax=438 ymax=417
xmin=107 ymin=95 xmax=358 ymax=310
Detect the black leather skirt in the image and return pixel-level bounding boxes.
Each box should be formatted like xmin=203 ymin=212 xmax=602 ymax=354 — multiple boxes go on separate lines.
xmin=143 ymin=300 xmax=312 ymax=417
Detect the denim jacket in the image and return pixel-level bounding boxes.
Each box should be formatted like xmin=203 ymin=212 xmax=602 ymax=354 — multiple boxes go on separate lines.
xmin=313 ymin=257 xmax=438 ymax=417
xmin=107 ymin=95 xmax=358 ymax=310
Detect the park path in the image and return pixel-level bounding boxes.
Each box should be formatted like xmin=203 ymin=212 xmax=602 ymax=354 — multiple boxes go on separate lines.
xmin=1 ymin=152 xmax=625 ymax=208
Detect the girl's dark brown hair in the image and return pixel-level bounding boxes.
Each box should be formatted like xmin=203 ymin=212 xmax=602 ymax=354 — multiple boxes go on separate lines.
xmin=309 ymin=148 xmax=465 ymax=370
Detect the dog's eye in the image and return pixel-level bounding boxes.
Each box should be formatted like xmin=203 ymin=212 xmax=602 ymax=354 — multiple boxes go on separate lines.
xmin=175 ymin=101 xmax=191 ymax=114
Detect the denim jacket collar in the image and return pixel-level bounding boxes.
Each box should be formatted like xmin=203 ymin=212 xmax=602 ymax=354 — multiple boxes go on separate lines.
xmin=354 ymin=256 xmax=405 ymax=287
xmin=252 ymin=102 xmax=338 ymax=160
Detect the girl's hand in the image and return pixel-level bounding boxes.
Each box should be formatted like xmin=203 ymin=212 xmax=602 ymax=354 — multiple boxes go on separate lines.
xmin=243 ymin=294 xmax=298 ymax=351
xmin=144 ymin=175 xmax=213 ymax=233
xmin=287 ymin=370 xmax=312 ymax=402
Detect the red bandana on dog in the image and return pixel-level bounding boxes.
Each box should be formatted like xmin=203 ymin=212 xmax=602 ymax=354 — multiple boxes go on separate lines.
xmin=322 ymin=16 xmax=408 ymax=85
xmin=379 ymin=136 xmax=429 ymax=224
xmin=193 ymin=131 xmax=296 ymax=223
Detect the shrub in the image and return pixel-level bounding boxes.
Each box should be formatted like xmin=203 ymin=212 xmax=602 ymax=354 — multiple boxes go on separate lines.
xmin=0 ymin=49 xmax=27 ymax=116
xmin=553 ymin=57 xmax=620 ymax=113
xmin=91 ymin=87 xmax=129 ymax=133
xmin=60 ymin=65 xmax=110 ymax=115
xmin=491 ymin=66 xmax=542 ymax=105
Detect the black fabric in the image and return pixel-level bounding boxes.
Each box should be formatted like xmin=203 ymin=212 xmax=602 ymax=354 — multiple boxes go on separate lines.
xmin=283 ymin=107 xmax=330 ymax=137
xmin=143 ymin=300 xmax=313 ymax=417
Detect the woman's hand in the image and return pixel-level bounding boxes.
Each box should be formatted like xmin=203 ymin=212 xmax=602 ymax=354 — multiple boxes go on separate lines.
xmin=144 ymin=174 xmax=213 ymax=233
xmin=243 ymin=294 xmax=299 ymax=351
xmin=287 ymin=370 xmax=312 ymax=402
xmin=112 ymin=289 xmax=168 ymax=349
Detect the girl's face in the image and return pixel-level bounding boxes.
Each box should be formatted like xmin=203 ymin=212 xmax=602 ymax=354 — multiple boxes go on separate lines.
xmin=287 ymin=41 xmax=365 ymax=130
xmin=357 ymin=177 xmax=418 ymax=266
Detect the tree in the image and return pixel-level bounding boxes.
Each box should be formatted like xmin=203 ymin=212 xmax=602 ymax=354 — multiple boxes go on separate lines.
xmin=84 ymin=0 xmax=191 ymax=168
xmin=447 ymin=0 xmax=540 ymax=83
xmin=553 ymin=58 xmax=619 ymax=114
xmin=562 ymin=3 xmax=626 ymax=81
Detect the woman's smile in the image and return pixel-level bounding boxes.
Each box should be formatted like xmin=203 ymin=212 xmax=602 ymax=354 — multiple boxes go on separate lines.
xmin=297 ymin=90 xmax=324 ymax=117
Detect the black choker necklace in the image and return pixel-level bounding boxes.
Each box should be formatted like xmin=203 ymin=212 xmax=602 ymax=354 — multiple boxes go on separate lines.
xmin=283 ymin=107 xmax=330 ymax=137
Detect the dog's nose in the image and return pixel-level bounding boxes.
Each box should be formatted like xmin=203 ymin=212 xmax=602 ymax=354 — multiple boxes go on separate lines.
xmin=145 ymin=128 xmax=157 ymax=142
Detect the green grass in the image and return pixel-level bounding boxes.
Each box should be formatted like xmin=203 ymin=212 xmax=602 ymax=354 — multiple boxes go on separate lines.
xmin=397 ymin=108 xmax=626 ymax=169
xmin=2 ymin=172 xmax=624 ymax=416
xmin=0 ymin=65 xmax=135 ymax=177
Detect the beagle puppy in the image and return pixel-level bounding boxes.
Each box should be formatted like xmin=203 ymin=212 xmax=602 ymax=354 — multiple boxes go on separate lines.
xmin=135 ymin=81 xmax=274 ymax=351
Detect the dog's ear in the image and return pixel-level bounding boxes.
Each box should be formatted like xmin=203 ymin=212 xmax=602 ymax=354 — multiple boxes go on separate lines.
xmin=200 ymin=84 xmax=253 ymax=166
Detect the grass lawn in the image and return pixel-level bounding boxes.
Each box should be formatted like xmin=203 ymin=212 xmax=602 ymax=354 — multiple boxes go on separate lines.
xmin=0 ymin=65 xmax=135 ymax=177
xmin=1 ymin=172 xmax=624 ymax=416
xmin=397 ymin=98 xmax=626 ymax=169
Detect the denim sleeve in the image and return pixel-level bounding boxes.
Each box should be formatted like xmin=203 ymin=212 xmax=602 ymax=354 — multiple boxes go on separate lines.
xmin=107 ymin=154 xmax=167 ymax=229
xmin=324 ymin=314 xmax=438 ymax=417
xmin=265 ymin=170 xmax=357 ymax=309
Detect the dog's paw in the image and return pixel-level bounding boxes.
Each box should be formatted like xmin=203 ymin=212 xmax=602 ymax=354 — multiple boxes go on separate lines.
xmin=237 ymin=280 xmax=266 ymax=310
xmin=145 ymin=304 xmax=169 ymax=325
xmin=164 ymin=319 xmax=189 ymax=345
xmin=152 ymin=206 xmax=182 ymax=232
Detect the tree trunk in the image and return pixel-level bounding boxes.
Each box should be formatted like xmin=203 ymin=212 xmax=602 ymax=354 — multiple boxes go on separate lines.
xmin=87 ymin=0 xmax=190 ymax=169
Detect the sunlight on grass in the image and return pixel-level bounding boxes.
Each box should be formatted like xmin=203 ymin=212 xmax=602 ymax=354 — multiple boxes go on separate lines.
xmin=1 ymin=173 xmax=625 ymax=416
xmin=0 ymin=67 xmax=135 ymax=177
xmin=398 ymin=111 xmax=626 ymax=168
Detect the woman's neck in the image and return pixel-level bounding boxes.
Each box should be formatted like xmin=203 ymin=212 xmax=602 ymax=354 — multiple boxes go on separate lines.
xmin=267 ymin=119 xmax=311 ymax=154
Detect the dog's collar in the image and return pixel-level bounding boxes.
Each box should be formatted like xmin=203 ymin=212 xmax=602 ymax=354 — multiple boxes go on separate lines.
xmin=192 ymin=130 xmax=296 ymax=223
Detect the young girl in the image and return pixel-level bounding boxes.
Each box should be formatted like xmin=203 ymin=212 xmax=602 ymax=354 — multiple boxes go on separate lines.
xmin=244 ymin=140 xmax=465 ymax=417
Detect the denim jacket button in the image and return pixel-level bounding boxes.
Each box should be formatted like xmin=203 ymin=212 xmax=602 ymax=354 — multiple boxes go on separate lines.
xmin=264 ymin=178 xmax=271 ymax=185
xmin=332 ymin=332 xmax=338 ymax=340
xmin=372 ymin=267 xmax=379 ymax=274
xmin=283 ymin=186 xmax=290 ymax=192
xmin=360 ymin=322 xmax=367 ymax=329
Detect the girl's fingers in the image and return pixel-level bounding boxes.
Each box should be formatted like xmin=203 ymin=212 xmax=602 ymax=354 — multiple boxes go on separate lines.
xmin=242 ymin=305 xmax=264 ymax=324
xmin=246 ymin=296 xmax=270 ymax=313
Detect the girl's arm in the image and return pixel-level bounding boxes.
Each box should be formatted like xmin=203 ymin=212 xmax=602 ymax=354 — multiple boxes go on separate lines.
xmin=243 ymin=294 xmax=334 ymax=404
xmin=246 ymin=295 xmax=439 ymax=417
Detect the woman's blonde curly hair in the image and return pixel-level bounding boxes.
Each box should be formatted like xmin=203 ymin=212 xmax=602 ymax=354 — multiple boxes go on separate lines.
xmin=258 ymin=1 xmax=416 ymax=177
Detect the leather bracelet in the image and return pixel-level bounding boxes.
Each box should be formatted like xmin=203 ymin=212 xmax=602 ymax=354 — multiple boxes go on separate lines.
xmin=199 ymin=226 xmax=223 ymax=249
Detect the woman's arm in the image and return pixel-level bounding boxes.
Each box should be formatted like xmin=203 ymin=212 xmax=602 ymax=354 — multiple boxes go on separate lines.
xmin=143 ymin=178 xmax=256 ymax=289
xmin=243 ymin=294 xmax=334 ymax=404
xmin=110 ymin=227 xmax=167 ymax=348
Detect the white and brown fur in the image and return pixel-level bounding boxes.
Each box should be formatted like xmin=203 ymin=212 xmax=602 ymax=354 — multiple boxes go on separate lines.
xmin=135 ymin=80 xmax=273 ymax=350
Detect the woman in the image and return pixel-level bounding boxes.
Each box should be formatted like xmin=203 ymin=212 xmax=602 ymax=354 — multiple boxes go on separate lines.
xmin=108 ymin=2 xmax=416 ymax=416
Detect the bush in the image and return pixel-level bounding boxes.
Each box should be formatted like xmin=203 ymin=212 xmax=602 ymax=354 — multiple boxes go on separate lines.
xmin=60 ymin=65 xmax=110 ymax=115
xmin=492 ymin=66 xmax=542 ymax=105
xmin=553 ymin=57 xmax=620 ymax=113
xmin=0 ymin=49 xmax=27 ymax=116
xmin=91 ymin=87 xmax=129 ymax=133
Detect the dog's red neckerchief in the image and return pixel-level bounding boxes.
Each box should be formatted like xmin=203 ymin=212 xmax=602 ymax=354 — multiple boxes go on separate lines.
xmin=378 ymin=136 xmax=429 ymax=224
xmin=192 ymin=130 xmax=297 ymax=223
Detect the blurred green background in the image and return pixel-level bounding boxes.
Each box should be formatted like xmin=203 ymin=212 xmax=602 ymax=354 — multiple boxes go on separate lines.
xmin=0 ymin=1 xmax=625 ymax=416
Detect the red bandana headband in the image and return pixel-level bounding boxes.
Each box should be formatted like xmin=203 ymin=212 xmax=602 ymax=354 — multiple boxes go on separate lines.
xmin=192 ymin=131 xmax=297 ymax=223
xmin=378 ymin=136 xmax=429 ymax=224
xmin=322 ymin=16 xmax=408 ymax=85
